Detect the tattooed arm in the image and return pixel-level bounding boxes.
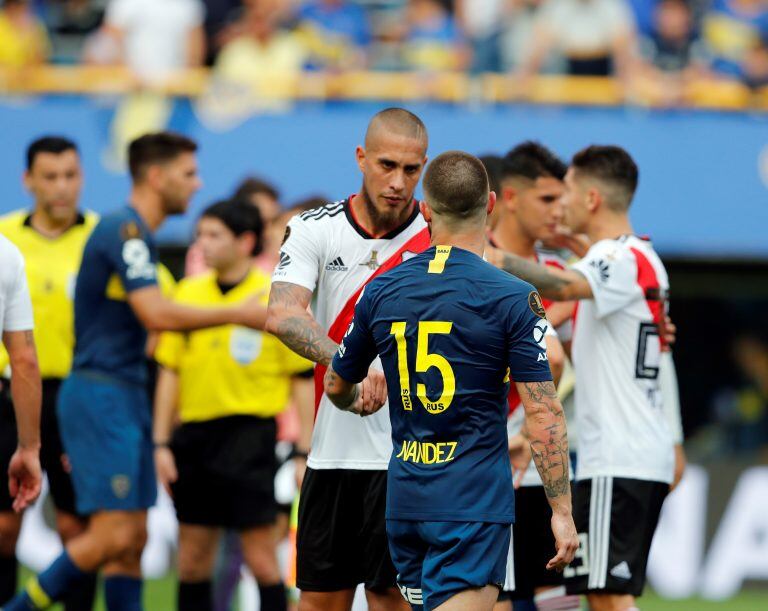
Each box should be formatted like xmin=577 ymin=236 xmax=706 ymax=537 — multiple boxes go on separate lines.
xmin=3 ymin=330 xmax=41 ymax=450
xmin=487 ymin=247 xmax=592 ymax=302
xmin=516 ymin=379 xmax=579 ymax=570
xmin=323 ymin=366 xmax=359 ymax=411
xmin=324 ymin=365 xmax=387 ymax=417
xmin=266 ymin=281 xmax=338 ymax=366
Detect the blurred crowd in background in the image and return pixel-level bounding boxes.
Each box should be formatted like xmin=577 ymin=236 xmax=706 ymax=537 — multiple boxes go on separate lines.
xmin=0 ymin=0 xmax=767 ymax=89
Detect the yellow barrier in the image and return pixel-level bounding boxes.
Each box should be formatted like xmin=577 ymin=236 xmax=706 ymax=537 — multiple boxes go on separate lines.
xmin=0 ymin=66 xmax=765 ymax=111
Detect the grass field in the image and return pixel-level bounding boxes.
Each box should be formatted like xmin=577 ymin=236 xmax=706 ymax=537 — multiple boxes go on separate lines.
xmin=26 ymin=574 xmax=767 ymax=610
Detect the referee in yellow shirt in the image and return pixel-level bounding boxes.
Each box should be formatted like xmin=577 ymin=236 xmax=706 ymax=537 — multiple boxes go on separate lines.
xmin=0 ymin=136 xmax=98 ymax=610
xmin=154 ymin=198 xmax=311 ymax=611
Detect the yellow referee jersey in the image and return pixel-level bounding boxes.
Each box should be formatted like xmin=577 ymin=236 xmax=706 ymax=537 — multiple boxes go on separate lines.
xmin=155 ymin=268 xmax=312 ymax=423
xmin=0 ymin=209 xmax=98 ymax=378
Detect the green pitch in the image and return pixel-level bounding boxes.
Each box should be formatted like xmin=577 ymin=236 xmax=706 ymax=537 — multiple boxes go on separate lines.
xmin=21 ymin=573 xmax=768 ymax=609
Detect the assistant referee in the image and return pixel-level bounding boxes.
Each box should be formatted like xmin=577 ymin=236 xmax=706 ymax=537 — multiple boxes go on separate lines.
xmin=154 ymin=198 xmax=312 ymax=611
xmin=0 ymin=137 xmax=98 ymax=609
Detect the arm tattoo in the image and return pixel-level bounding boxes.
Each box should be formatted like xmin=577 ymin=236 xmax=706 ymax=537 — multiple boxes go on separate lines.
xmin=498 ymin=252 xmax=569 ymax=297
xmin=268 ymin=282 xmax=338 ymax=366
xmin=324 ymin=367 xmax=359 ymax=410
xmin=522 ymin=381 xmax=571 ymax=499
xmin=23 ymin=331 xmax=34 ymax=347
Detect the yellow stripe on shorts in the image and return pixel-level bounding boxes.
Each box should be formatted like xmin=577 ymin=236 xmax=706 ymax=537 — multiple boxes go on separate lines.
xmin=26 ymin=576 xmax=53 ymax=608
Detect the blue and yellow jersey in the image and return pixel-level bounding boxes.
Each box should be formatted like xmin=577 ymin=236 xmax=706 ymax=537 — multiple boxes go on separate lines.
xmin=0 ymin=209 xmax=98 ymax=378
xmin=332 ymin=245 xmax=553 ymax=523
xmin=72 ymin=206 xmax=158 ymax=385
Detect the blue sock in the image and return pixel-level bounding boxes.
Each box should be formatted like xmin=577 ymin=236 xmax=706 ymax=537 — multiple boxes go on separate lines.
xmin=4 ymin=550 xmax=90 ymax=610
xmin=104 ymin=575 xmax=142 ymax=611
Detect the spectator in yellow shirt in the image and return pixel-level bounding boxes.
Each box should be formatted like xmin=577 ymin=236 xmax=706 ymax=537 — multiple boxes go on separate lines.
xmin=0 ymin=0 xmax=49 ymax=68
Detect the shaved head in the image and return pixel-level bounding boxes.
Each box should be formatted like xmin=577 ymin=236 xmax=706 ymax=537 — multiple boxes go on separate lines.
xmin=364 ymin=107 xmax=428 ymax=152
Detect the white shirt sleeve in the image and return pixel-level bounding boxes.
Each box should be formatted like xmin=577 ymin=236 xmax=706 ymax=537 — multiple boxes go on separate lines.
xmin=2 ymin=243 xmax=34 ymax=332
xmin=271 ymin=215 xmax=323 ymax=292
xmin=571 ymin=240 xmax=641 ymax=319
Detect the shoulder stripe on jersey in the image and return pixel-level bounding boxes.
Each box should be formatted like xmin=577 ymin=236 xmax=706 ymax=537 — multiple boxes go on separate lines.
xmin=302 ymin=201 xmax=343 ymax=216
xmin=299 ymin=201 xmax=344 ymax=221
xmin=312 ymin=227 xmax=432 ymax=413
xmin=428 ymin=246 xmax=452 ymax=274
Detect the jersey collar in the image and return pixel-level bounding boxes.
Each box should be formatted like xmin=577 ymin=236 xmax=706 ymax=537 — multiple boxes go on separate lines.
xmin=23 ymin=211 xmax=87 ymax=235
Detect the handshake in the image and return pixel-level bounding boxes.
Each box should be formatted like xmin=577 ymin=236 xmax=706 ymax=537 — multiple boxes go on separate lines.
xmin=325 ymin=367 xmax=388 ymax=417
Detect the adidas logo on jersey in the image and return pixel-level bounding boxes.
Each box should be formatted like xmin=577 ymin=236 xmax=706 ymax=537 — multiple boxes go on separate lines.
xmin=277 ymin=252 xmax=291 ymax=270
xmin=325 ymin=257 xmax=348 ymax=271
xmin=610 ymin=561 xmax=632 ymax=580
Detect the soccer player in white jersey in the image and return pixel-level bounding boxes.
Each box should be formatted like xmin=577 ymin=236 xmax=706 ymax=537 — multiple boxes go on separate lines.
xmin=0 ymin=236 xmax=42 ymax=515
xmin=266 ymin=108 xmax=430 ymax=611
xmin=489 ymin=142 xmax=580 ymax=611
xmin=487 ymin=145 xmax=674 ymax=611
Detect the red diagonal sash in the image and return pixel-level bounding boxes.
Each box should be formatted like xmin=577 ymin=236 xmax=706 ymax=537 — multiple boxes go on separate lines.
xmin=313 ymin=227 xmax=432 ymax=413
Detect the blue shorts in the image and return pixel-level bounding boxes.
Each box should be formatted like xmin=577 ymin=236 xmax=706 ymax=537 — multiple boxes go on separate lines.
xmin=387 ymin=520 xmax=510 ymax=610
xmin=57 ymin=371 xmax=157 ymax=515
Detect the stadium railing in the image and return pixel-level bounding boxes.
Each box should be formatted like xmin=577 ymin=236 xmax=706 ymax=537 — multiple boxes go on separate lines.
xmin=1 ymin=67 xmax=767 ymax=111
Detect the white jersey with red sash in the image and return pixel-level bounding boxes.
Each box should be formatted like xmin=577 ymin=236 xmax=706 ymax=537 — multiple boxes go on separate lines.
xmin=570 ymin=235 xmax=674 ymax=483
xmin=273 ymin=198 xmax=430 ymax=470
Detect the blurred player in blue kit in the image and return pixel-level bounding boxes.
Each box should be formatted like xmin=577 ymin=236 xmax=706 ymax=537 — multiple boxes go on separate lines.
xmin=5 ymin=133 xmax=267 ymax=611
xmin=323 ymin=151 xmax=579 ymax=611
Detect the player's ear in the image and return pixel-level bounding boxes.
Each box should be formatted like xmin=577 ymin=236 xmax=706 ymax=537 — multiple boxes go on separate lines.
xmin=487 ymin=191 xmax=497 ymax=216
xmin=355 ymin=146 xmax=366 ymax=173
xmin=22 ymin=170 xmax=32 ymax=192
xmin=502 ymin=186 xmax=517 ymax=211
xmin=146 ymin=164 xmax=164 ymax=190
xmin=587 ymin=187 xmax=601 ymax=213
xmin=419 ymin=200 xmax=432 ymax=224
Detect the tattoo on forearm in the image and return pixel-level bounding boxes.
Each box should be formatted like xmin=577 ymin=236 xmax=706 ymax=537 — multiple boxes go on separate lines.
xmin=269 ymin=282 xmax=338 ymax=365
xmin=24 ymin=331 xmax=34 ymax=347
xmin=523 ymin=381 xmax=571 ymax=499
xmin=499 ymin=252 xmax=569 ymax=296
xmin=277 ymin=316 xmax=338 ymax=366
xmin=324 ymin=367 xmax=358 ymax=410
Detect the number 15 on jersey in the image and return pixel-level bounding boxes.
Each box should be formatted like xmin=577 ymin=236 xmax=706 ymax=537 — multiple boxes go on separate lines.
xmin=390 ymin=321 xmax=455 ymax=415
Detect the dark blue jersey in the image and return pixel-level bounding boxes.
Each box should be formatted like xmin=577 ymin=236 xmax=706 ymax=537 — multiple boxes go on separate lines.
xmin=72 ymin=206 xmax=158 ymax=385
xmin=332 ymin=245 xmax=553 ymax=523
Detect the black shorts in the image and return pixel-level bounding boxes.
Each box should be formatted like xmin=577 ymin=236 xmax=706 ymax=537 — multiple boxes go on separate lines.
xmin=0 ymin=379 xmax=79 ymax=515
xmin=171 ymin=415 xmax=278 ymax=529
xmin=564 ymin=476 xmax=668 ymax=597
xmin=504 ymin=486 xmax=565 ymax=599
xmin=296 ymin=467 xmax=397 ymax=593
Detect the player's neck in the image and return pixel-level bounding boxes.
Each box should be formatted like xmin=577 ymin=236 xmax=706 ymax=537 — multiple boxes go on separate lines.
xmin=29 ymin=208 xmax=78 ymax=238
xmin=129 ymin=188 xmax=165 ymax=232
xmin=351 ymin=192 xmax=414 ymax=238
xmin=216 ymin=258 xmax=252 ymax=286
xmin=490 ymin=217 xmax=537 ymax=260
xmin=430 ymin=226 xmax=486 ymax=258
xmin=588 ymin=213 xmax=634 ymax=243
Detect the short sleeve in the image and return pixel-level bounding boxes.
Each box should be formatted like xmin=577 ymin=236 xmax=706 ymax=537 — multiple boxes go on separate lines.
xmin=571 ymin=241 xmax=641 ymax=319
xmin=330 ymin=288 xmax=378 ymax=383
xmin=271 ymin=216 xmax=323 ymax=292
xmin=102 ymin=223 xmax=158 ymax=293
xmin=155 ymin=331 xmax=184 ymax=371
xmin=2 ymin=247 xmax=33 ymax=332
xmin=506 ymin=290 xmax=554 ymax=382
